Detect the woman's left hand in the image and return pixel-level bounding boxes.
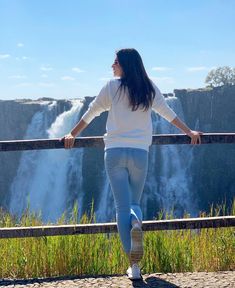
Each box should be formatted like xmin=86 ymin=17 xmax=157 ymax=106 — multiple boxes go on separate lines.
xmin=187 ymin=130 xmax=203 ymax=145
xmin=60 ymin=133 xmax=76 ymax=149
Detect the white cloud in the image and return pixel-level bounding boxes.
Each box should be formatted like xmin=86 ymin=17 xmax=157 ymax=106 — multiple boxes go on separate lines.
xmin=17 ymin=82 xmax=33 ymax=87
xmin=40 ymin=65 xmax=53 ymax=71
xmin=186 ymin=66 xmax=209 ymax=72
xmin=61 ymin=76 xmax=75 ymax=81
xmin=72 ymin=67 xmax=84 ymax=73
xmin=41 ymin=74 xmax=48 ymax=78
xmin=38 ymin=82 xmax=54 ymax=87
xmin=150 ymin=76 xmax=175 ymax=84
xmin=9 ymin=75 xmax=27 ymax=79
xmin=16 ymin=56 xmax=30 ymax=61
xmin=0 ymin=54 xmax=10 ymax=59
xmin=152 ymin=67 xmax=172 ymax=71
xmin=17 ymin=43 xmax=24 ymax=48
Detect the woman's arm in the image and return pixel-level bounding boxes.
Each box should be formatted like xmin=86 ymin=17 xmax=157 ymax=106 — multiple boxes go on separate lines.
xmin=151 ymin=84 xmax=203 ymax=145
xmin=61 ymin=119 xmax=88 ymax=149
xmin=61 ymin=82 xmax=111 ymax=149
xmin=171 ymin=116 xmax=203 ymax=145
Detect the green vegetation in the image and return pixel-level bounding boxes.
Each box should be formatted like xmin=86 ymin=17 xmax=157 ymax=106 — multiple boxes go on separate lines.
xmin=0 ymin=200 xmax=234 ymax=279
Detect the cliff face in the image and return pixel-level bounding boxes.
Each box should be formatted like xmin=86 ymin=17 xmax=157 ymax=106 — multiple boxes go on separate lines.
xmin=78 ymin=97 xmax=107 ymax=212
xmin=0 ymin=99 xmax=72 ymax=207
xmin=0 ymin=100 xmax=41 ymax=207
xmin=175 ymin=85 xmax=235 ymax=133
xmin=175 ymin=86 xmax=235 ymax=211
xmin=0 ymin=86 xmax=234 ymax=217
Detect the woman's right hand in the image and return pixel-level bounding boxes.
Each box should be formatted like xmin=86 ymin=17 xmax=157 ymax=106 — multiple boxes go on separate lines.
xmin=60 ymin=133 xmax=75 ymax=149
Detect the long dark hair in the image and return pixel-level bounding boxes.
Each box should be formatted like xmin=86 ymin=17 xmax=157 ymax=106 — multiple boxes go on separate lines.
xmin=116 ymin=48 xmax=155 ymax=111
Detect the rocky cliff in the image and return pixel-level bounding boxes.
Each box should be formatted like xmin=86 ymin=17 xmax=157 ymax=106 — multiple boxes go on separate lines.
xmin=0 ymin=86 xmax=234 ymax=218
xmin=175 ymin=85 xmax=235 ymax=212
xmin=0 ymin=99 xmax=72 ymax=207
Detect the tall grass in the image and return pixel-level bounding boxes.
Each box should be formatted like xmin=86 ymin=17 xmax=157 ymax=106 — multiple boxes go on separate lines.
xmin=0 ymin=200 xmax=234 ymax=279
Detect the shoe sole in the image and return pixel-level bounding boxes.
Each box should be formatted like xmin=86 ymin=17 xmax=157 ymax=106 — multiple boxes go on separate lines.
xmin=130 ymin=226 xmax=143 ymax=263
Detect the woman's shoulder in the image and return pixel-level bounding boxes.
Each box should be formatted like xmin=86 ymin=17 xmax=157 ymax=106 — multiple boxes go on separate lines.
xmin=149 ymin=79 xmax=161 ymax=95
xmin=106 ymin=78 xmax=121 ymax=87
xmin=101 ymin=78 xmax=121 ymax=94
xmin=98 ymin=78 xmax=121 ymax=99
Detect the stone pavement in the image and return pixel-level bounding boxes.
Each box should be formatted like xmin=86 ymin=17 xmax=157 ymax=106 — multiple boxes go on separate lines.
xmin=0 ymin=271 xmax=234 ymax=287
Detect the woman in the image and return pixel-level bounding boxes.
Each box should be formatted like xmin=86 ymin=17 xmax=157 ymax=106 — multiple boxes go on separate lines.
xmin=61 ymin=48 xmax=202 ymax=280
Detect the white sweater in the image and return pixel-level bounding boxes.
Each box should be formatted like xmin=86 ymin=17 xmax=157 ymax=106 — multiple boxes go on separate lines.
xmin=82 ymin=79 xmax=177 ymax=151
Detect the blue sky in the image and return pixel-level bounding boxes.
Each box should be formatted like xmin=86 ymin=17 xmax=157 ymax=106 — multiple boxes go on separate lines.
xmin=0 ymin=0 xmax=235 ymax=100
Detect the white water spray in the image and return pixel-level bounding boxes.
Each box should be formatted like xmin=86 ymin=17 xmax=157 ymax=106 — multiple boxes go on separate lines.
xmin=10 ymin=100 xmax=84 ymax=222
xmin=153 ymin=97 xmax=197 ymax=217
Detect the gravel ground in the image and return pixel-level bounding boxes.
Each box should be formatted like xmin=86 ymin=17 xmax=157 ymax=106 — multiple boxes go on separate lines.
xmin=0 ymin=271 xmax=234 ymax=287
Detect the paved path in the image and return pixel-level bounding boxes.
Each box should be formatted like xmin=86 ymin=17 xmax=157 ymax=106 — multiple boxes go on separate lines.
xmin=0 ymin=271 xmax=234 ymax=287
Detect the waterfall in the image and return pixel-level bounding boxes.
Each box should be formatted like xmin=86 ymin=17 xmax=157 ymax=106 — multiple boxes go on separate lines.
xmin=9 ymin=101 xmax=57 ymax=217
xmin=144 ymin=96 xmax=197 ymax=218
xmin=9 ymin=100 xmax=84 ymax=222
xmin=9 ymin=96 xmax=197 ymax=223
xmin=96 ymin=170 xmax=114 ymax=222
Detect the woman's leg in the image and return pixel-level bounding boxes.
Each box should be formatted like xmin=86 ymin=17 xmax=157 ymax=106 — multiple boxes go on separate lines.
xmin=127 ymin=149 xmax=148 ymax=265
xmin=104 ymin=148 xmax=132 ymax=254
xmin=128 ymin=149 xmax=148 ymax=225
xmin=105 ymin=148 xmax=148 ymax=266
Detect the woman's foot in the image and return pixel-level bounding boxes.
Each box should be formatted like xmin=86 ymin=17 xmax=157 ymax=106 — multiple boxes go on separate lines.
xmin=130 ymin=222 xmax=143 ymax=263
xmin=126 ymin=263 xmax=142 ymax=280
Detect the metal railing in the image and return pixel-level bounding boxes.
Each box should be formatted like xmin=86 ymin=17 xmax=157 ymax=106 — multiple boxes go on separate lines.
xmin=0 ymin=132 xmax=234 ymax=239
xmin=0 ymin=216 xmax=234 ymax=239
xmin=0 ymin=133 xmax=235 ymax=152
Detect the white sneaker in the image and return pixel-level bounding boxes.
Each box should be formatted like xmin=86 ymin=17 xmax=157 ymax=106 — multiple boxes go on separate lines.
xmin=126 ymin=263 xmax=142 ymax=280
xmin=130 ymin=223 xmax=143 ymax=263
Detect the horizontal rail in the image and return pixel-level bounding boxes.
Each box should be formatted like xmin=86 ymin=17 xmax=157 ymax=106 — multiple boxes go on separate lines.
xmin=0 ymin=133 xmax=234 ymax=152
xmin=0 ymin=216 xmax=234 ymax=239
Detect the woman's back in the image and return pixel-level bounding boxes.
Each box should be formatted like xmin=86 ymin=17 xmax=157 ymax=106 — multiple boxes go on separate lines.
xmin=82 ymin=78 xmax=177 ymax=151
xmin=104 ymin=79 xmax=153 ymax=151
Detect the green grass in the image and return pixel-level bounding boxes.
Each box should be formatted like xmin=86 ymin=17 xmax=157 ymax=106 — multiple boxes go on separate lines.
xmin=0 ymin=200 xmax=234 ymax=279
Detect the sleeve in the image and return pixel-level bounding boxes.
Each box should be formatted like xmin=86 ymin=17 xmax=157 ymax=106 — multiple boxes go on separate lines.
xmin=81 ymin=82 xmax=111 ymax=124
xmin=152 ymin=83 xmax=177 ymax=122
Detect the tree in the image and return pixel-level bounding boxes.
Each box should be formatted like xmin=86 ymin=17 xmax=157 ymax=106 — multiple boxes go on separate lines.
xmin=205 ymin=66 xmax=235 ymax=87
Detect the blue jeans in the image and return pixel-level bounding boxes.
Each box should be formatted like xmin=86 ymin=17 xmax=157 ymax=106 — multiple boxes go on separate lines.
xmin=104 ymin=147 xmax=148 ymax=253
